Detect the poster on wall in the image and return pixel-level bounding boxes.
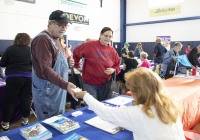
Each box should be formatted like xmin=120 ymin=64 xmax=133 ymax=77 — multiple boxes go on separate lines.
xmin=156 ymin=36 xmax=171 ymax=50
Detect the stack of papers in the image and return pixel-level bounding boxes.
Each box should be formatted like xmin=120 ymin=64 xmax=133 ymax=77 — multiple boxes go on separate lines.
xmin=85 ymin=116 xmax=123 ymax=134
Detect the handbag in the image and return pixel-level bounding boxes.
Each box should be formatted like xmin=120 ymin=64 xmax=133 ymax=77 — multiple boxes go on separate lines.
xmin=100 ymin=72 xmax=122 ymax=101
xmin=164 ymin=59 xmax=178 ymax=79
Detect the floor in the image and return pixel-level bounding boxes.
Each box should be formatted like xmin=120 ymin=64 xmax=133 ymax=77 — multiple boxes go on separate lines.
xmin=1 ymin=102 xmax=81 ymax=133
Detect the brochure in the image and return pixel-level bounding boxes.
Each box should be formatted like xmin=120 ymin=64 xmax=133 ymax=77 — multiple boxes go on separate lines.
xmin=20 ymin=123 xmax=52 ymax=140
xmin=43 ymin=115 xmax=80 ymax=134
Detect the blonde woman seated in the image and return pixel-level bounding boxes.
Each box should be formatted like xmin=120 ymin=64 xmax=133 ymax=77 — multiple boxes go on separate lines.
xmin=138 ymin=51 xmax=151 ymax=68
xmin=75 ymin=68 xmax=185 ymax=140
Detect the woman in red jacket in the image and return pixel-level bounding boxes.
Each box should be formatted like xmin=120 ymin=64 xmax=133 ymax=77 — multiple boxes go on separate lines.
xmin=73 ymin=27 xmax=120 ymax=101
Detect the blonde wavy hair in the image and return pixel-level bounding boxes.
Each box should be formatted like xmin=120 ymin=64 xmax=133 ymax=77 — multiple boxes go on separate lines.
xmin=125 ymin=68 xmax=179 ymax=124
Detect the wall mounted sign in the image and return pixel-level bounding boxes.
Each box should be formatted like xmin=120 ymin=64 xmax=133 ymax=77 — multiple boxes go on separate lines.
xmin=150 ymin=5 xmax=181 ymax=17
xmin=65 ymin=12 xmax=89 ymax=25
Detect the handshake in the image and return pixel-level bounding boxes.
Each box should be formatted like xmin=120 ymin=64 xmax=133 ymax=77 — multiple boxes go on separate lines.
xmin=71 ymin=87 xmax=87 ymax=101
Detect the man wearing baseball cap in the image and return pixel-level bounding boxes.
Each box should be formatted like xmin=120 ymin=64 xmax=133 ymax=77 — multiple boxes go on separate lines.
xmin=31 ymin=10 xmax=76 ymax=120
xmin=121 ymin=42 xmax=130 ymax=64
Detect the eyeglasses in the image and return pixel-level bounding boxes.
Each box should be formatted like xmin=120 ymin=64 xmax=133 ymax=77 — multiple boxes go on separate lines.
xmin=103 ymin=34 xmax=112 ymax=39
xmin=51 ymin=20 xmax=69 ymax=28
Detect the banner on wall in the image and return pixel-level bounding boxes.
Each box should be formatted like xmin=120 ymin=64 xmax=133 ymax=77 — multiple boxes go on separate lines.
xmin=66 ymin=12 xmax=89 ymax=25
xmin=156 ymin=36 xmax=171 ymax=50
xmin=60 ymin=0 xmax=89 ymax=25
xmin=61 ymin=0 xmax=88 ymax=10
xmin=149 ymin=5 xmax=181 ymax=17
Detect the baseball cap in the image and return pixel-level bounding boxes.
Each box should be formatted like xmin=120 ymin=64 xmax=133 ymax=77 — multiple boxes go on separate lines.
xmin=49 ymin=10 xmax=69 ymax=24
xmin=124 ymin=42 xmax=130 ymax=46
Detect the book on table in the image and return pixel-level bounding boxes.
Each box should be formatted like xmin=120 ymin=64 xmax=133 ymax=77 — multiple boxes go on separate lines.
xmin=0 ymin=136 xmax=10 ymax=140
xmin=63 ymin=133 xmax=89 ymax=140
xmin=43 ymin=114 xmax=80 ymax=134
xmin=85 ymin=116 xmax=123 ymax=134
xmin=20 ymin=123 xmax=52 ymax=140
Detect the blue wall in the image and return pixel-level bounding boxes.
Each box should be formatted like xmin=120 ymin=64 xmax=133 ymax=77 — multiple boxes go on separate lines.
xmin=0 ymin=40 xmax=13 ymax=56
xmin=1 ymin=40 xmax=199 ymax=60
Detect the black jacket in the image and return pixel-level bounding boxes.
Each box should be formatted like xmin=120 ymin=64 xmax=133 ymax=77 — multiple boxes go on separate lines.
xmin=187 ymin=47 xmax=200 ymax=67
xmin=0 ymin=45 xmax=32 ymax=75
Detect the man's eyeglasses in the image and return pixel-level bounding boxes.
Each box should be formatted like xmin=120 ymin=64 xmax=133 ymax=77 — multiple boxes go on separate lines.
xmin=103 ymin=34 xmax=112 ymax=39
xmin=51 ymin=20 xmax=69 ymax=28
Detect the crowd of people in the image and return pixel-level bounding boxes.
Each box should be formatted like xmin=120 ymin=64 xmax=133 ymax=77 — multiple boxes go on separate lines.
xmin=1 ymin=9 xmax=200 ymax=139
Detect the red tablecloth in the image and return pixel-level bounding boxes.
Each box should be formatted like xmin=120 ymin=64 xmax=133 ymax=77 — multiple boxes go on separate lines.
xmin=164 ymin=77 xmax=200 ymax=131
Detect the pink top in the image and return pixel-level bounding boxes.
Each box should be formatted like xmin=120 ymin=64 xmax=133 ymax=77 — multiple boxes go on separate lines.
xmin=185 ymin=48 xmax=191 ymax=55
xmin=141 ymin=59 xmax=151 ymax=68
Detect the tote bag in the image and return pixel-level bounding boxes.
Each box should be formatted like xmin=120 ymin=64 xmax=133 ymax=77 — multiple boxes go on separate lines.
xmin=100 ymin=72 xmax=122 ymax=101
xmin=165 ymin=59 xmax=178 ymax=79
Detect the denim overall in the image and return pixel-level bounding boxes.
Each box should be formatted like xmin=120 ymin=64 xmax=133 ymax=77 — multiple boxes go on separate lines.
xmin=32 ymin=33 xmax=69 ymax=120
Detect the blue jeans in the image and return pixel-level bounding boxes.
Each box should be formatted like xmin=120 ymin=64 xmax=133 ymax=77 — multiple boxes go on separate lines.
xmin=83 ymin=83 xmax=103 ymax=101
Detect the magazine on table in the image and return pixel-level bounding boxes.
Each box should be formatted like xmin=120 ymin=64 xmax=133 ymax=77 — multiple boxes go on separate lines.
xmin=85 ymin=116 xmax=123 ymax=134
xmin=63 ymin=133 xmax=89 ymax=140
xmin=43 ymin=115 xmax=80 ymax=134
xmin=0 ymin=136 xmax=10 ymax=140
xmin=20 ymin=123 xmax=52 ymax=140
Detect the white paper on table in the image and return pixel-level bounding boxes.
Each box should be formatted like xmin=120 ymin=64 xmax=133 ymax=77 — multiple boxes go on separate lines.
xmin=0 ymin=81 xmax=6 ymax=86
xmin=85 ymin=116 xmax=122 ymax=134
xmin=105 ymin=96 xmax=132 ymax=106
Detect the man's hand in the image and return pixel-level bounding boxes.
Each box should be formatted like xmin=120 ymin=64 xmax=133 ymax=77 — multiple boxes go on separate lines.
xmin=67 ymin=82 xmax=78 ymax=101
xmin=75 ymin=91 xmax=87 ymax=99
xmin=104 ymin=68 xmax=115 ymax=75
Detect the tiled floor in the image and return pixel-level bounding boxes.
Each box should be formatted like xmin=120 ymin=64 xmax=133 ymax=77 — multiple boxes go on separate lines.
xmin=1 ymin=102 xmax=81 ymax=132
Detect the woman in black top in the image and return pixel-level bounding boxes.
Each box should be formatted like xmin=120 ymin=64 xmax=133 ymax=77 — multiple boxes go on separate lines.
xmin=123 ymin=51 xmax=138 ymax=73
xmin=0 ymin=33 xmax=32 ymax=131
xmin=187 ymin=45 xmax=200 ymax=67
xmin=117 ymin=51 xmax=138 ymax=83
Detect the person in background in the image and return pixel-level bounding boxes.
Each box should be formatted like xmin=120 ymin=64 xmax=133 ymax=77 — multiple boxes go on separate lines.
xmin=162 ymin=42 xmax=183 ymax=79
xmin=75 ymin=68 xmax=185 ymax=140
xmin=187 ymin=45 xmax=200 ymax=67
xmin=138 ymin=51 xmax=151 ymax=68
xmin=0 ymin=33 xmax=32 ymax=131
xmin=118 ymin=50 xmax=138 ymax=83
xmin=121 ymin=42 xmax=130 ymax=64
xmin=85 ymin=38 xmax=92 ymax=42
xmin=60 ymin=37 xmax=72 ymax=58
xmin=134 ymin=42 xmax=143 ymax=58
xmin=73 ymin=27 xmax=120 ymax=101
xmin=31 ymin=10 xmax=76 ymax=121
xmin=66 ymin=44 xmax=72 ymax=57
xmin=185 ymin=43 xmax=191 ymax=55
xmin=123 ymin=51 xmax=138 ymax=73
xmin=153 ymin=38 xmax=167 ymax=64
